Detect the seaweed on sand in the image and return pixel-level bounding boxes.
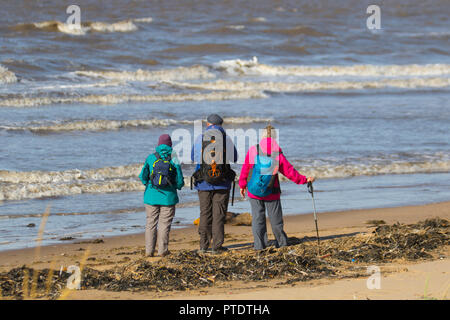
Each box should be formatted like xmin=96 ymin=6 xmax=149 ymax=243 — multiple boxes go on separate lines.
xmin=329 ymin=218 xmax=449 ymax=262
xmin=1 ymin=218 xmax=448 ymax=299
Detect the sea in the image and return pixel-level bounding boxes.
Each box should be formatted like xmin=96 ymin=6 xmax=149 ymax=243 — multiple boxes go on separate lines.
xmin=0 ymin=0 xmax=449 ymax=251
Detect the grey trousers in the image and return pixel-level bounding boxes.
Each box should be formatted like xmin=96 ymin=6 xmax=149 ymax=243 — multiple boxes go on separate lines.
xmin=145 ymin=204 xmax=176 ymax=256
xmin=198 ymin=189 xmax=230 ymax=250
xmin=249 ymin=198 xmax=288 ymax=250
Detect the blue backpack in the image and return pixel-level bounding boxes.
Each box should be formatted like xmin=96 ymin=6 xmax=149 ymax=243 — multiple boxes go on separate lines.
xmin=147 ymin=152 xmax=176 ymax=189
xmin=247 ymin=145 xmax=280 ymax=197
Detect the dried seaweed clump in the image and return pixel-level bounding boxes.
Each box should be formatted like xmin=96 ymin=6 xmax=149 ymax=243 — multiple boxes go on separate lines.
xmin=0 ymin=266 xmax=69 ymax=299
xmin=329 ymin=218 xmax=449 ymax=262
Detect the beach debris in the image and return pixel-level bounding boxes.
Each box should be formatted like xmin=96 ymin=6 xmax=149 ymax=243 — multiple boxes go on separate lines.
xmin=59 ymin=237 xmax=75 ymax=241
xmin=329 ymin=218 xmax=449 ymax=262
xmin=225 ymin=211 xmax=237 ymax=223
xmin=0 ymin=266 xmax=69 ymax=299
xmin=74 ymin=239 xmax=104 ymax=244
xmin=1 ymin=217 xmax=447 ymax=299
xmin=193 ymin=212 xmax=252 ymax=226
xmin=228 ymin=212 xmax=252 ymax=226
xmin=365 ymin=220 xmax=386 ymax=226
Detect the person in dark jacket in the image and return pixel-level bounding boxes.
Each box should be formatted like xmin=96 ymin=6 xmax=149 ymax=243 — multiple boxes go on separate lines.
xmin=191 ymin=114 xmax=238 ymax=254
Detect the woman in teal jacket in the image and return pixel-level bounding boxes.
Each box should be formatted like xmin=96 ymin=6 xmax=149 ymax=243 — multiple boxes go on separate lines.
xmin=139 ymin=134 xmax=184 ymax=257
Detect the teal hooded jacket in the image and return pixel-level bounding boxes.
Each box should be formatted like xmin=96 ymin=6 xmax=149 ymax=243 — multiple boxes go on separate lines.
xmin=139 ymin=144 xmax=184 ymax=206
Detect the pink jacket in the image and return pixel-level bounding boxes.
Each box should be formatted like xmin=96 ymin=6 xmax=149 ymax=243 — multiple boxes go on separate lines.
xmin=238 ymin=137 xmax=308 ymax=201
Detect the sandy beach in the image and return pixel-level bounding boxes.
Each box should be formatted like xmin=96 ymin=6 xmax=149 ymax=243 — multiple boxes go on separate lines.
xmin=0 ymin=201 xmax=448 ymax=300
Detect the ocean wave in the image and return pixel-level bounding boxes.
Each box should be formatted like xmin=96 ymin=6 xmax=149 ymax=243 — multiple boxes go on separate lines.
xmin=0 ymin=164 xmax=141 ymax=184
xmin=0 ymin=117 xmax=272 ymax=133
xmin=0 ymin=162 xmax=191 ymax=201
xmin=13 ymin=17 xmax=152 ymax=35
xmin=75 ymin=65 xmax=215 ymax=81
xmin=0 ymin=90 xmax=268 ymax=108
xmin=1 ymin=155 xmax=449 ymax=201
xmin=0 ymin=65 xmax=17 ymax=84
xmin=214 ymin=57 xmax=450 ymax=77
xmin=33 ymin=81 xmax=123 ymax=91
xmin=249 ymin=17 xmax=267 ymax=23
xmin=0 ymin=179 xmax=144 ymax=201
xmin=166 ymin=77 xmax=450 ymax=93
xmin=288 ymin=159 xmax=450 ymax=181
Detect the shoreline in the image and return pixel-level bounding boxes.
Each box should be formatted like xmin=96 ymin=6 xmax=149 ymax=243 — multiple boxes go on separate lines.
xmin=0 ymin=200 xmax=450 ymax=256
xmin=1 ymin=201 xmax=448 ymax=269
xmin=1 ymin=199 xmax=449 ymax=256
xmin=0 ymin=200 xmax=450 ymax=254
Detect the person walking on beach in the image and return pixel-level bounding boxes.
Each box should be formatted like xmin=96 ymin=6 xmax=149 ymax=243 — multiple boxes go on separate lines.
xmin=239 ymin=125 xmax=315 ymax=250
xmin=139 ymin=134 xmax=184 ymax=257
xmin=191 ymin=114 xmax=238 ymax=254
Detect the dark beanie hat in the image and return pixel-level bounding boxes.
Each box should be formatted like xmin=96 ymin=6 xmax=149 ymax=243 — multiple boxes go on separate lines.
xmin=207 ymin=113 xmax=223 ymax=125
xmin=158 ymin=134 xmax=172 ymax=147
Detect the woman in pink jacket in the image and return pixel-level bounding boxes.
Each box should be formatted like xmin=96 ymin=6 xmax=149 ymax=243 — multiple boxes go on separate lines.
xmin=239 ymin=132 xmax=315 ymax=250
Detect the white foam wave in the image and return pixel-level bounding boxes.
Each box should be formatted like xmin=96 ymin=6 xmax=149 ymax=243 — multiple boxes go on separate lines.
xmin=0 ymin=90 xmax=268 ymax=108
xmin=34 ymin=81 xmax=123 ymax=91
xmin=214 ymin=57 xmax=450 ymax=77
xmin=290 ymin=159 xmax=450 ymax=180
xmin=0 ymin=163 xmax=192 ymax=201
xmin=227 ymin=25 xmax=245 ymax=30
xmin=88 ymin=20 xmax=137 ymax=33
xmin=168 ymin=77 xmax=450 ymax=92
xmin=0 ymin=65 xmax=18 ymax=84
xmin=27 ymin=18 xmax=151 ymax=35
xmin=1 ymin=155 xmax=449 ymax=201
xmin=132 ymin=17 xmax=154 ymax=23
xmin=0 ymin=164 xmax=141 ymax=184
xmin=249 ymin=17 xmax=267 ymax=22
xmin=0 ymin=179 xmax=144 ymax=201
xmin=0 ymin=117 xmax=271 ymax=132
xmin=75 ymin=65 xmax=215 ymax=82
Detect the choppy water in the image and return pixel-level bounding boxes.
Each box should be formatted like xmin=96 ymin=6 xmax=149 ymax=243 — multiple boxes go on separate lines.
xmin=1 ymin=0 xmax=449 ymax=251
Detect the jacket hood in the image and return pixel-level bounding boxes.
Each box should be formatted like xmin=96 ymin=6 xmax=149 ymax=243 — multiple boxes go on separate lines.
xmin=206 ymin=124 xmax=226 ymax=135
xmin=156 ymin=144 xmax=173 ymax=159
xmin=258 ymin=137 xmax=282 ymax=155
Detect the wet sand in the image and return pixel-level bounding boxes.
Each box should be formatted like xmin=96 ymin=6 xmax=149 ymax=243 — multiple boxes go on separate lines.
xmin=0 ymin=201 xmax=449 ymax=300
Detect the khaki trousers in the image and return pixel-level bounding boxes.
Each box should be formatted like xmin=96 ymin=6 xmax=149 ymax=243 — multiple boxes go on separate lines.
xmin=145 ymin=204 xmax=176 ymax=256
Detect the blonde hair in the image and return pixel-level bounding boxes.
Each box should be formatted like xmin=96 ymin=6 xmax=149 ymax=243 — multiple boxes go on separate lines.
xmin=262 ymin=123 xmax=277 ymax=139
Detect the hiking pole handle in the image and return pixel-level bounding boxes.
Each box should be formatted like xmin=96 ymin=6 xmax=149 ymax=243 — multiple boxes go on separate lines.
xmin=307 ymin=181 xmax=314 ymax=195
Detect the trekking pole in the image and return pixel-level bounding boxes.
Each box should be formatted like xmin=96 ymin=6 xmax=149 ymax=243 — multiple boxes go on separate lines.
xmin=307 ymin=181 xmax=320 ymax=254
xmin=231 ymin=180 xmax=235 ymax=206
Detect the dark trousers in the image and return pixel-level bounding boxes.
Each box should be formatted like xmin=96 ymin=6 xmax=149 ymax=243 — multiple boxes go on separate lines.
xmin=198 ymin=189 xmax=230 ymax=250
xmin=249 ymin=198 xmax=288 ymax=250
